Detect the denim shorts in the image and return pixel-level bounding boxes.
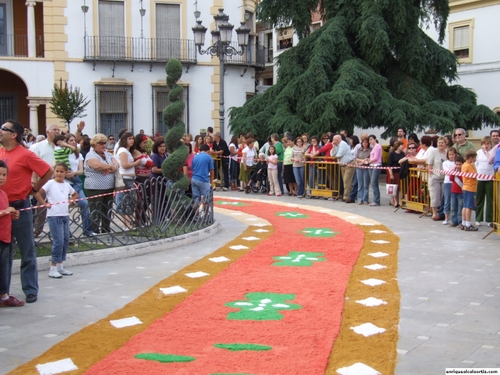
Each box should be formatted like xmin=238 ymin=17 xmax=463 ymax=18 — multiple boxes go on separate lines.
xmin=462 ymin=190 xmax=475 ymax=209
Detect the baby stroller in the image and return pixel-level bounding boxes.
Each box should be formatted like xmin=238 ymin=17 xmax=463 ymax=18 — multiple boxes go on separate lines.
xmin=245 ymin=163 xmax=268 ymax=194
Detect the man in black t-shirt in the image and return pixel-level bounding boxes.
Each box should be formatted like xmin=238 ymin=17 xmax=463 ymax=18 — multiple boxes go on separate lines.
xmin=212 ymin=132 xmax=230 ymax=191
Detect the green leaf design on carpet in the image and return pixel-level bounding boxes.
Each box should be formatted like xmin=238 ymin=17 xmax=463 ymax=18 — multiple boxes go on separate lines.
xmin=275 ymin=211 xmax=309 ymax=218
xmin=214 ymin=343 xmax=272 ymax=351
xmin=299 ymin=228 xmax=340 ymax=237
xmin=134 ymin=353 xmax=196 ymax=363
xmin=225 ymin=292 xmax=302 ymax=320
xmin=273 ymin=251 xmax=326 ymax=267
xmin=216 ymin=201 xmax=249 ymax=206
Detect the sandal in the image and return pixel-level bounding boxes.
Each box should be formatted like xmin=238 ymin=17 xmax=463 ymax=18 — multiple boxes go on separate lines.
xmin=465 ymin=225 xmax=478 ymax=231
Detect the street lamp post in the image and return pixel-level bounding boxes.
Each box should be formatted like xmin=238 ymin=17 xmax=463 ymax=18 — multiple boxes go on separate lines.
xmin=192 ymin=8 xmax=250 ymax=140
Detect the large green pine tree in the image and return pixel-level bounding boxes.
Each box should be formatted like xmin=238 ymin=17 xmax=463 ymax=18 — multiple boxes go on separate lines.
xmin=229 ymin=0 xmax=498 ymax=138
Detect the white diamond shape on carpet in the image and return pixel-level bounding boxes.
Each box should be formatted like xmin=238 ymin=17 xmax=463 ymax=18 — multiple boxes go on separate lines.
xmin=355 ymin=297 xmax=387 ymax=307
xmin=336 ymin=362 xmax=381 ymax=375
xmin=364 ymin=264 xmax=387 ymax=270
xmin=360 ymin=279 xmax=386 ymax=286
xmin=110 ymin=316 xmax=143 ymax=328
xmin=242 ymin=236 xmax=260 ymax=241
xmin=370 ymin=230 xmax=387 ymax=234
xmin=371 ymin=240 xmax=390 ymax=244
xmin=185 ymin=271 xmax=209 ymax=278
xmin=209 ymin=256 xmax=230 ymax=263
xmin=230 ymin=245 xmax=249 ymax=250
xmin=36 ymin=358 xmax=78 ymax=375
xmin=368 ymin=252 xmax=389 ymax=258
xmin=160 ymin=286 xmax=187 ymax=295
xmin=251 ymin=223 xmax=270 ymax=227
xmin=254 ymin=229 xmax=269 ymax=233
xmin=350 ymin=323 xmax=386 ymax=337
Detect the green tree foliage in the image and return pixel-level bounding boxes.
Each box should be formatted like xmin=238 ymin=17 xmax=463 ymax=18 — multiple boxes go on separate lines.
xmin=161 ymin=59 xmax=189 ymax=193
xmin=50 ymin=79 xmax=90 ymax=132
xmin=229 ymin=0 xmax=499 ymax=138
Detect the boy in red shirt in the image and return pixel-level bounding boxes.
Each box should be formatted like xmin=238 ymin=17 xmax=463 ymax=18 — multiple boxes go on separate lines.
xmin=0 ymin=160 xmax=23 ymax=307
xmin=449 ymin=155 xmax=464 ymax=227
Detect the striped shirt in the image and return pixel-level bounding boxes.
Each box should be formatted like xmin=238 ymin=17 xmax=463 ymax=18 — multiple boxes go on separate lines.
xmin=54 ymin=146 xmax=72 ymax=169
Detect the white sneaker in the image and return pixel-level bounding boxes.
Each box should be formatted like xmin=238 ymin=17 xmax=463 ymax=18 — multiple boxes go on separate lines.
xmin=475 ymin=222 xmax=481 ymax=227
xmin=58 ymin=268 xmax=73 ymax=276
xmin=49 ymin=270 xmax=63 ymax=279
xmin=222 ymin=187 xmax=228 ymax=191
xmin=442 ymin=220 xmax=448 ymax=225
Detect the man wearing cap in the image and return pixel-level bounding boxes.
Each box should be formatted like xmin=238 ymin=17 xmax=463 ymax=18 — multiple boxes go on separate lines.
xmin=212 ymin=132 xmax=230 ymax=191
xmin=0 ymin=120 xmax=53 ymax=304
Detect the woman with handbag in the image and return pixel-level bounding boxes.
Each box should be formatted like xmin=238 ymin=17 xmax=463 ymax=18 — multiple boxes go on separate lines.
xmin=116 ymin=132 xmax=141 ymax=229
xmin=84 ymin=134 xmax=119 ymax=234
xmin=387 ymin=141 xmax=405 ymax=207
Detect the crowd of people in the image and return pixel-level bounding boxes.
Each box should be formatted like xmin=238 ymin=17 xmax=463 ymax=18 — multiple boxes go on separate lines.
xmin=0 ymin=120 xmax=499 ymax=308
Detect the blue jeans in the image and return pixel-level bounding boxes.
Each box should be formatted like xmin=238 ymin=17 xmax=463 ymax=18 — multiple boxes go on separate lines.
xmin=293 ymin=166 xmax=305 ymax=196
xmin=451 ymin=193 xmax=463 ymax=226
xmin=308 ymin=165 xmax=316 ymax=192
xmin=191 ymin=178 xmax=211 ymax=203
xmin=277 ymin=162 xmax=284 ymax=194
xmin=0 ymin=241 xmax=12 ymax=295
xmin=349 ymin=172 xmax=358 ymax=201
xmin=11 ymin=198 xmax=38 ymax=296
xmin=369 ymin=168 xmax=381 ymax=205
xmin=72 ymin=179 xmax=93 ymax=235
xmin=356 ymin=168 xmax=370 ymax=203
xmin=443 ymin=183 xmax=452 ymax=215
xmin=48 ymin=216 xmax=70 ymax=263
xmin=230 ymin=159 xmax=239 ymax=183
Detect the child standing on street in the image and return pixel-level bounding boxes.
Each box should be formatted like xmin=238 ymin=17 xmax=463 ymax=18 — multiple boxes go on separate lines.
xmin=460 ymin=150 xmax=478 ymax=231
xmin=37 ymin=162 xmax=79 ymax=278
xmin=449 ymin=155 xmax=464 ymax=227
xmin=267 ymin=146 xmax=281 ymax=196
xmin=0 ymin=160 xmax=23 ymax=307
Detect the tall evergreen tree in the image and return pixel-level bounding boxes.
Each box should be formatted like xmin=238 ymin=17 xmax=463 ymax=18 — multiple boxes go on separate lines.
xmin=229 ymin=0 xmax=498 ymax=138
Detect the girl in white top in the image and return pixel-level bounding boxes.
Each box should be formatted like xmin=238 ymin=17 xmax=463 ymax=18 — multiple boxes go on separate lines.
xmin=37 ymin=162 xmax=78 ymax=279
xmin=238 ymin=139 xmax=256 ymax=190
xmin=442 ymin=147 xmax=457 ymax=225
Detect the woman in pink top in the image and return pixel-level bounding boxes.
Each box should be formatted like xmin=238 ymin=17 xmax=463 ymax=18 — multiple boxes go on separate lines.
xmin=368 ymin=135 xmax=382 ymax=206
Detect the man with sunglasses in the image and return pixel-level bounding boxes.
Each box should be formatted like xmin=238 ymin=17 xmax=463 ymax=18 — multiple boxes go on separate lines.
xmin=452 ymin=128 xmax=476 ymax=158
xmin=0 ymin=120 xmax=53 ymax=304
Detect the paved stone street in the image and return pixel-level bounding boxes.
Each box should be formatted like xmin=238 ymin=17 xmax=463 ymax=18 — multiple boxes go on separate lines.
xmin=1 ymin=188 xmax=499 ymax=374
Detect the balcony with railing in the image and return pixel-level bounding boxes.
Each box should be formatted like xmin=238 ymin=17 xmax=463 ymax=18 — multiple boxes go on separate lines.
xmin=83 ymin=36 xmax=197 ymax=64
xmin=0 ymin=34 xmax=45 ymax=58
xmin=224 ymin=42 xmax=266 ymax=69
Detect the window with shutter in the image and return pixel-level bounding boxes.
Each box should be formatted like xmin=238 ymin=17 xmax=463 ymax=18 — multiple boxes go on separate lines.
xmin=155 ymin=3 xmax=181 ymax=60
xmin=96 ymin=85 xmax=132 ymax=136
xmin=449 ymin=19 xmax=474 ymax=64
xmin=99 ymin=0 xmax=125 ymax=59
xmin=153 ymin=85 xmax=189 ymax=135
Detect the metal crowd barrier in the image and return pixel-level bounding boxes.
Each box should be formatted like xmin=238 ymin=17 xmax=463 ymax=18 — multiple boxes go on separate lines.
xmin=399 ymin=167 xmax=430 ymax=216
xmin=23 ymin=176 xmax=214 ymax=259
xmin=484 ymin=172 xmax=500 ymax=239
xmin=212 ymin=156 xmax=223 ymax=191
xmin=304 ymin=158 xmax=342 ymax=199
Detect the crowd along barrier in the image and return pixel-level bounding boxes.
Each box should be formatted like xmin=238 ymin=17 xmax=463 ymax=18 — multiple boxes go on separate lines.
xmin=304 ymin=157 xmax=342 ymax=199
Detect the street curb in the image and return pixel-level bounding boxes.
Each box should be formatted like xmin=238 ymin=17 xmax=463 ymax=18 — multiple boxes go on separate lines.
xmin=12 ymin=222 xmax=222 ymax=274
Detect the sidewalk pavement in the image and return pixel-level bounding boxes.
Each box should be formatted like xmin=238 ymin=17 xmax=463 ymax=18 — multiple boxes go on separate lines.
xmin=1 ymin=187 xmax=499 ymax=374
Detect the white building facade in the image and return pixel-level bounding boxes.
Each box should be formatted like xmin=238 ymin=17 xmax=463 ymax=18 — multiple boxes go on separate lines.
xmin=0 ymin=0 xmax=263 ymax=139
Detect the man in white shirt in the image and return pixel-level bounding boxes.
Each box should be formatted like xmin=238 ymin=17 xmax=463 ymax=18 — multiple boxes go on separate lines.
xmin=331 ymin=134 xmax=355 ymax=203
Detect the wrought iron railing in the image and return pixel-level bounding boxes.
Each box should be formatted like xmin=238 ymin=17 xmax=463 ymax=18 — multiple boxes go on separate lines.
xmin=225 ymin=42 xmax=266 ymax=68
xmin=26 ymin=177 xmax=214 ymax=258
xmin=84 ymin=36 xmax=197 ymax=63
xmin=0 ymin=34 xmax=44 ymax=57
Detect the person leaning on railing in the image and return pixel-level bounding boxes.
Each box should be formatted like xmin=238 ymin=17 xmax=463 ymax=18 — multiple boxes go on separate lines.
xmin=84 ymin=134 xmax=119 ymax=234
